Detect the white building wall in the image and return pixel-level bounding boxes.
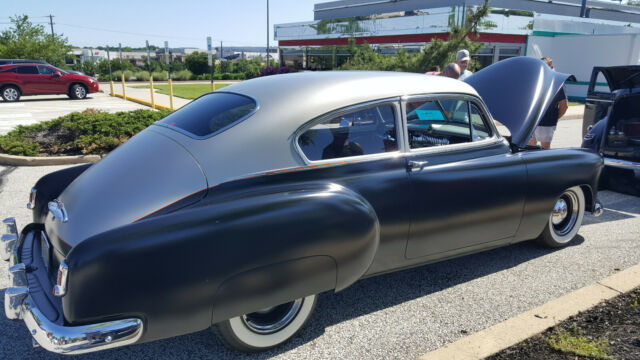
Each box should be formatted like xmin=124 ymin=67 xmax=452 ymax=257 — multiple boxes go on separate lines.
xmin=527 ymin=33 xmax=640 ymax=99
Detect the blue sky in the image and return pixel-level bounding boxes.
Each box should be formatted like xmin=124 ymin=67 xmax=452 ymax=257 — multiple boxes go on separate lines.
xmin=0 ymin=0 xmax=320 ymax=48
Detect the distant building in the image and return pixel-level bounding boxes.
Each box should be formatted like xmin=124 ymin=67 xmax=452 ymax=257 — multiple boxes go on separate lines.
xmin=275 ymin=0 xmax=640 ymax=99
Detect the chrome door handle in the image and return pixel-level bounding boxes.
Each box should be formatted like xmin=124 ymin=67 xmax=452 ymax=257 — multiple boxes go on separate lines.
xmin=407 ymin=160 xmax=428 ymax=172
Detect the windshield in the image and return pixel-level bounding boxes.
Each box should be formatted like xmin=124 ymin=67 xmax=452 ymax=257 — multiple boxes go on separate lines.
xmin=156 ymin=92 xmax=257 ymax=138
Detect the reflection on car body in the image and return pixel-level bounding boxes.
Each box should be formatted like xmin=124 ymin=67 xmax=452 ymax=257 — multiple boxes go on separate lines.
xmin=2 ymin=57 xmax=604 ymax=355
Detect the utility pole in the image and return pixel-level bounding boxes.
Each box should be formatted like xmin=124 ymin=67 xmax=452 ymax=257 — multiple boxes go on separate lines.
xmin=266 ymin=0 xmax=270 ymax=66
xmin=220 ymin=41 xmax=223 ymax=60
xmin=48 ymin=14 xmax=55 ymax=37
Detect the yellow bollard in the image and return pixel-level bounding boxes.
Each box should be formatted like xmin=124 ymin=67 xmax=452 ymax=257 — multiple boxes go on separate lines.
xmin=210 ymin=79 xmax=214 ymax=92
xmin=109 ymin=81 xmax=114 ymax=96
xmin=168 ymin=79 xmax=174 ymax=110
xmin=149 ymin=76 xmax=155 ymax=109
xmin=121 ymin=75 xmax=126 ymax=100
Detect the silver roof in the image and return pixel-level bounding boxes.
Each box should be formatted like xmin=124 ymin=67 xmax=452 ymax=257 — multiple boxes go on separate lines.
xmin=154 ymin=71 xmax=481 ymax=189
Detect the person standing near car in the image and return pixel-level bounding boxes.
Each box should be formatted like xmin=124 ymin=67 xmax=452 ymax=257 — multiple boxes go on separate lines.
xmin=528 ymin=57 xmax=569 ymax=149
xmin=456 ymin=49 xmax=473 ymax=80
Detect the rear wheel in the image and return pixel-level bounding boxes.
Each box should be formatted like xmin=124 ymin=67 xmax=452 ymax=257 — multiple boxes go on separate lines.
xmin=214 ymin=294 xmax=317 ymax=352
xmin=537 ymin=186 xmax=585 ymax=248
xmin=69 ymin=84 xmax=87 ymax=99
xmin=1 ymin=85 xmax=20 ymax=102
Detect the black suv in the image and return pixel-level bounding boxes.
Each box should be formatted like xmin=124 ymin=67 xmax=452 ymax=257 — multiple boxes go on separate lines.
xmin=582 ymin=66 xmax=640 ymax=196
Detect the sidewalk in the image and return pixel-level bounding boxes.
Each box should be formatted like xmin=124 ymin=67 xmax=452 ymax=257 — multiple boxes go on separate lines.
xmin=101 ymin=83 xmax=190 ymax=110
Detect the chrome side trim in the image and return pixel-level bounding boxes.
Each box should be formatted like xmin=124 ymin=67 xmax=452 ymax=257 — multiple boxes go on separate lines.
xmin=21 ymin=295 xmax=143 ymax=354
xmin=604 ymin=157 xmax=640 ymax=170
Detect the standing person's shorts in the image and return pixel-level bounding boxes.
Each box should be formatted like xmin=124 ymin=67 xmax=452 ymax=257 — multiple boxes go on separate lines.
xmin=534 ymin=126 xmax=556 ymax=143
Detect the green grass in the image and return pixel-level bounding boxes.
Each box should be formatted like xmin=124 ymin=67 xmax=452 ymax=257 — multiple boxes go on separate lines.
xmin=568 ymin=102 xmax=582 ymax=106
xmin=546 ymin=327 xmax=613 ymax=360
xmin=131 ymin=83 xmax=229 ymax=99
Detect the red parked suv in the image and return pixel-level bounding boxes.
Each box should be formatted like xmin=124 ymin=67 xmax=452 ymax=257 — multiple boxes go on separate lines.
xmin=0 ymin=63 xmax=99 ymax=102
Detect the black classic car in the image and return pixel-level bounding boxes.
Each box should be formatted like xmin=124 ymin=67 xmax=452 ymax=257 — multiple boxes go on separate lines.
xmin=582 ymin=65 xmax=640 ymax=196
xmin=2 ymin=57 xmax=603 ymax=355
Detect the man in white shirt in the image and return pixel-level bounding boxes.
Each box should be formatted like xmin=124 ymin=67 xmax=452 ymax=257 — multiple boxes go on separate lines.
xmin=456 ymin=49 xmax=473 ymax=80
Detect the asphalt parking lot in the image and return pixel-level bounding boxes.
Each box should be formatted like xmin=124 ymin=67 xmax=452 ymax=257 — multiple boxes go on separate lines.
xmin=0 ymin=105 xmax=637 ymax=359
xmin=0 ymin=92 xmax=146 ymax=135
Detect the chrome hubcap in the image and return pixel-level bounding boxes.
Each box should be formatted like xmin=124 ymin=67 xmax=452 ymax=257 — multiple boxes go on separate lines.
xmin=4 ymin=88 xmax=18 ymax=101
xmin=551 ymin=199 xmax=568 ymax=225
xmin=75 ymin=87 xmax=86 ymax=98
xmin=241 ymin=298 xmax=304 ymax=334
xmin=551 ymin=191 xmax=579 ymax=236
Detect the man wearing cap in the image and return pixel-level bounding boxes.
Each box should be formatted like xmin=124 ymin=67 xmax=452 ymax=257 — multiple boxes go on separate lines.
xmin=456 ymin=49 xmax=473 ymax=80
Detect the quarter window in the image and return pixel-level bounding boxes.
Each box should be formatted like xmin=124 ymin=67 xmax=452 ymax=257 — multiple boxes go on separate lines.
xmin=17 ymin=66 xmax=39 ymax=75
xmin=470 ymin=103 xmax=492 ymax=140
xmin=298 ymin=104 xmax=398 ymax=161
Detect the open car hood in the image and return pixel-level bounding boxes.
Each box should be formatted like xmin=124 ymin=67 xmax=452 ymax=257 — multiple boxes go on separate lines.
xmin=465 ymin=56 xmax=575 ymax=148
xmin=594 ymin=65 xmax=640 ymax=91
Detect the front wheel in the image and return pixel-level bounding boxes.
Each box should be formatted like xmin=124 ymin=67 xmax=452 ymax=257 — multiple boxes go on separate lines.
xmin=214 ymin=294 xmax=317 ymax=352
xmin=537 ymin=186 xmax=585 ymax=248
xmin=69 ymin=84 xmax=87 ymax=99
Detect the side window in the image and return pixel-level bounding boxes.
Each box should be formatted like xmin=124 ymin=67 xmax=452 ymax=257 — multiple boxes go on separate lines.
xmin=38 ymin=66 xmax=54 ymax=75
xmin=0 ymin=67 xmax=16 ymax=73
xmin=406 ymin=98 xmax=472 ymax=149
xmin=17 ymin=66 xmax=39 ymax=75
xmin=470 ymin=103 xmax=492 ymax=141
xmin=298 ymin=104 xmax=398 ymax=161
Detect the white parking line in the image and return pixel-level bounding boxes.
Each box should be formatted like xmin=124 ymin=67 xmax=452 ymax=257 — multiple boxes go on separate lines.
xmin=0 ymin=113 xmax=32 ymax=119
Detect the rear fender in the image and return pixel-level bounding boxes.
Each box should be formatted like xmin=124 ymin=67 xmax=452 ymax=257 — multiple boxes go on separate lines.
xmin=64 ymin=182 xmax=379 ymax=342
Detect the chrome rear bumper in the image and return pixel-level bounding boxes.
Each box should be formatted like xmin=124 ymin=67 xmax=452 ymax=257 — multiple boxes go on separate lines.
xmin=3 ymin=219 xmax=144 ymax=355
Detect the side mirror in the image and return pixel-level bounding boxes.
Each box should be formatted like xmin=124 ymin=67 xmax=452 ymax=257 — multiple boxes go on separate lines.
xmin=53 ymin=71 xmax=62 ymax=78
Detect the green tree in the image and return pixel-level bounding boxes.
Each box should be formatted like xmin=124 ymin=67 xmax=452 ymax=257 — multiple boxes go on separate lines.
xmin=185 ymin=51 xmax=209 ymax=75
xmin=0 ymin=15 xmax=72 ymax=66
xmin=340 ymin=0 xmax=490 ymax=72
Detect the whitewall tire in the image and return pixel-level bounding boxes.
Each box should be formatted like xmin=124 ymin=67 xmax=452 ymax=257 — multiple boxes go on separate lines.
xmin=214 ymin=294 xmax=317 ymax=352
xmin=537 ymin=186 xmax=585 ymax=248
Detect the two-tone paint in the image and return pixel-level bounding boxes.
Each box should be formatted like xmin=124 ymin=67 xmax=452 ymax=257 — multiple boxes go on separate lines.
xmin=8 ymin=57 xmax=603 ymax=352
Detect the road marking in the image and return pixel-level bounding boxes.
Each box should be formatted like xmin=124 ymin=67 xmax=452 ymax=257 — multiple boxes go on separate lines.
xmin=0 ymin=103 xmax=25 ymax=107
xmin=0 ymin=113 xmax=32 ymax=119
xmin=417 ymin=263 xmax=640 ymax=360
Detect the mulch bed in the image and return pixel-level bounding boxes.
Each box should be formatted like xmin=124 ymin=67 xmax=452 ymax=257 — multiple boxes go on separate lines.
xmin=487 ymin=287 xmax=640 ymax=360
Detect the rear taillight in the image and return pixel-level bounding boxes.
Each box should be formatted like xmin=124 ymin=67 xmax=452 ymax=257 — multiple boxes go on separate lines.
xmin=53 ymin=260 xmax=68 ymax=297
xmin=27 ymin=188 xmax=36 ymax=210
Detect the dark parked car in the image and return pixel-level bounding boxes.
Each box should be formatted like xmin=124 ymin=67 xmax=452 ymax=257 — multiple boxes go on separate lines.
xmin=0 ymin=63 xmax=99 ymax=101
xmin=0 ymin=59 xmax=49 ymax=65
xmin=582 ymin=65 xmax=640 ymax=196
xmin=2 ymin=57 xmax=603 ymax=355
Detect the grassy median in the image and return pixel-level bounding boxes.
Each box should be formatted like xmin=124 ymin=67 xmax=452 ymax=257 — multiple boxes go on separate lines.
xmin=132 ymin=83 xmax=230 ymax=100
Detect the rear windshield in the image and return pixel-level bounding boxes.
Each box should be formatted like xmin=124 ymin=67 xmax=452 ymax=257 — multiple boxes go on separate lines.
xmin=157 ymin=92 xmax=256 ymax=138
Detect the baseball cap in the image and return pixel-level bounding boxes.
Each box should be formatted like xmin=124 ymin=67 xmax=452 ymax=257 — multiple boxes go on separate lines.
xmin=456 ymin=49 xmax=470 ymax=62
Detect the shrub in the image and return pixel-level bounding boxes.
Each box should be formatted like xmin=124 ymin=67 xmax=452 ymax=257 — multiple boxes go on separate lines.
xmin=258 ymin=66 xmax=293 ymax=77
xmin=122 ymin=70 xmax=133 ymax=81
xmin=0 ymin=109 xmax=172 ymax=156
xmin=173 ymin=70 xmax=193 ymax=81
xmin=134 ymin=71 xmax=150 ymax=81
xmin=152 ymin=71 xmax=168 ymax=81
xmin=231 ymin=73 xmax=246 ymax=80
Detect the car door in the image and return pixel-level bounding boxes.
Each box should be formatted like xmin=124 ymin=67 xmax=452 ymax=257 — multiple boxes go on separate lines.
xmin=15 ymin=65 xmax=41 ymax=94
xmin=37 ymin=65 xmax=66 ymax=93
xmin=583 ymin=68 xmax=614 ymax=138
xmin=403 ymin=94 xmax=527 ymax=259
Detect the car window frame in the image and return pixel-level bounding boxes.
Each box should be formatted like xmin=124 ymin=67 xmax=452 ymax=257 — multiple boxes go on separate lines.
xmin=293 ymin=97 xmax=405 ymax=165
xmin=401 ymin=93 xmax=502 ymax=156
xmin=16 ymin=65 xmax=40 ymax=75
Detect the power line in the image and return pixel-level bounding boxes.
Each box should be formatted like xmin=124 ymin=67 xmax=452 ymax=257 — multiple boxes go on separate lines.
xmin=56 ymin=22 xmax=203 ymax=41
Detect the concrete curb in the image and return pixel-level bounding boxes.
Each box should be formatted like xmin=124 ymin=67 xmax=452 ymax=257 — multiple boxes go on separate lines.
xmin=417 ymin=263 xmax=640 ymax=360
xmin=0 ymin=153 xmax=101 ymax=166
